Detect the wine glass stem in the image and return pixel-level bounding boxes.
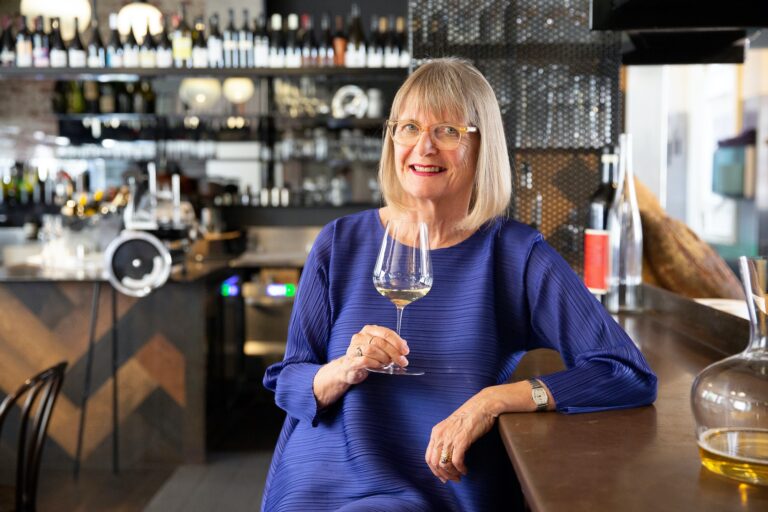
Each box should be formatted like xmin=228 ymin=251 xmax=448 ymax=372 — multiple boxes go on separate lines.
xmin=395 ymin=305 xmax=405 ymax=335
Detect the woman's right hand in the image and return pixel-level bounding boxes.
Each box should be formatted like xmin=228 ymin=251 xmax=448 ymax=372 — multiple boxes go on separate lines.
xmin=313 ymin=325 xmax=410 ymax=408
xmin=341 ymin=325 xmax=410 ymax=384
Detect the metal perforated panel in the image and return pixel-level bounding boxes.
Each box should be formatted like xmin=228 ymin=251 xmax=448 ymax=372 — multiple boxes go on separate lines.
xmin=409 ymin=0 xmax=622 ymax=272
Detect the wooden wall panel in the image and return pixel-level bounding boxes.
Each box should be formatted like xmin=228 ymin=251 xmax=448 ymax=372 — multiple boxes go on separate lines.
xmin=0 ymin=278 xmax=211 ymax=470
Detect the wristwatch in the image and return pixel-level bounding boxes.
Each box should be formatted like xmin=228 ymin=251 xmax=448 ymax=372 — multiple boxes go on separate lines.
xmin=528 ymin=378 xmax=549 ymax=411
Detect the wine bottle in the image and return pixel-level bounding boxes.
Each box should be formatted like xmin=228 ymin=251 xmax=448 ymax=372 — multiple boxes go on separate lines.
xmin=300 ymin=14 xmax=318 ymax=67
xmin=332 ymin=15 xmax=347 ymax=67
xmin=122 ymin=27 xmax=140 ymax=68
xmin=106 ymin=13 xmax=123 ymax=68
xmin=140 ymin=80 xmax=156 ymax=114
xmin=68 ymin=18 xmax=87 ymax=68
xmin=384 ymin=15 xmax=398 ymax=68
xmin=155 ymin=16 xmax=173 ymax=68
xmin=52 ymin=80 xmax=67 ymax=113
xmin=207 ymin=14 xmax=223 ymax=68
xmin=139 ymin=20 xmax=157 ymax=68
xmin=83 ymin=80 xmax=99 ymax=113
xmin=345 ymin=4 xmax=366 ymax=68
xmin=253 ymin=13 xmax=269 ymax=67
xmin=66 ymin=81 xmax=85 ymax=114
xmin=98 ymin=81 xmax=116 ymax=114
xmin=172 ymin=4 xmax=192 ymax=68
xmin=238 ymin=8 xmax=253 ymax=68
xmin=366 ymin=15 xmax=384 ymax=68
xmin=268 ymin=14 xmax=285 ymax=68
xmin=131 ymin=80 xmax=147 ymax=113
xmin=284 ymin=13 xmax=301 ymax=68
xmin=318 ymin=13 xmax=334 ymax=67
xmin=32 ymin=16 xmax=50 ymax=68
xmin=606 ymin=134 xmax=643 ymax=313
xmin=583 ymin=146 xmax=617 ymax=300
xmin=49 ymin=18 xmax=68 ymax=68
xmin=191 ymin=16 xmax=208 ymax=68
xmin=223 ymin=8 xmax=238 ymax=68
xmin=86 ymin=20 xmax=106 ymax=68
xmin=15 ymin=16 xmax=33 ymax=68
xmin=396 ymin=16 xmax=409 ymax=68
xmin=0 ymin=16 xmax=15 ymax=67
xmin=115 ymin=82 xmax=132 ymax=113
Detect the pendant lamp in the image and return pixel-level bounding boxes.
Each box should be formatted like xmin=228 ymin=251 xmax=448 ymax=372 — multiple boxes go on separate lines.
xmin=179 ymin=79 xmax=222 ymax=112
xmin=20 ymin=0 xmax=91 ymax=41
xmin=117 ymin=1 xmax=163 ymax=44
xmin=223 ymin=78 xmax=256 ymax=105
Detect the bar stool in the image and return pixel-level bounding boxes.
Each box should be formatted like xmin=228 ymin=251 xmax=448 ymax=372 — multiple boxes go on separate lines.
xmin=0 ymin=362 xmax=67 ymax=512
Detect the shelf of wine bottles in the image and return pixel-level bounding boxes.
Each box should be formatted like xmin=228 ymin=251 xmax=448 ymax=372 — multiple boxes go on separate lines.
xmin=0 ymin=6 xmax=411 ymax=75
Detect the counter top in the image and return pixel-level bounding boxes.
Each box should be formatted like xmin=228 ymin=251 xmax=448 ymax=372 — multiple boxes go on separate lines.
xmin=0 ymin=260 xmax=232 ymax=283
xmin=500 ymin=288 xmax=768 ymax=511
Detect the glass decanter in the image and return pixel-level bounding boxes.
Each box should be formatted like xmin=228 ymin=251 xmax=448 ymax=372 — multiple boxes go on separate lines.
xmin=691 ymin=256 xmax=768 ymax=486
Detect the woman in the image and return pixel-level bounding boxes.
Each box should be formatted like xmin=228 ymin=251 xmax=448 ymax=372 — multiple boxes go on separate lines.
xmin=262 ymin=58 xmax=657 ymax=511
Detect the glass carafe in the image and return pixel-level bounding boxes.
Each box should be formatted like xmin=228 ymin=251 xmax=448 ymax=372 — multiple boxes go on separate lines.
xmin=691 ymin=256 xmax=768 ymax=485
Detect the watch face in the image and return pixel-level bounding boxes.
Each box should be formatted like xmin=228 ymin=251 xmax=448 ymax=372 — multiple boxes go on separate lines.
xmin=532 ymin=388 xmax=548 ymax=405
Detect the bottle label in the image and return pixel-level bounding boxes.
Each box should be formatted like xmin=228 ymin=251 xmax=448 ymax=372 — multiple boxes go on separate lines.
xmin=208 ymin=38 xmax=223 ymax=67
xmin=68 ymin=49 xmax=86 ymax=68
xmin=123 ymin=47 xmax=140 ymax=67
xmin=107 ymin=48 xmax=123 ymax=68
xmin=192 ymin=47 xmax=208 ymax=68
xmin=1 ymin=49 xmax=14 ymax=67
xmin=140 ymin=49 xmax=157 ymax=68
xmin=87 ymin=49 xmax=105 ymax=68
xmin=173 ymin=37 xmax=192 ymax=60
xmin=34 ymin=47 xmax=50 ymax=67
xmin=584 ymin=228 xmax=609 ymax=294
xmin=16 ymin=42 xmax=33 ymax=67
xmin=49 ymin=49 xmax=66 ymax=68
xmin=156 ymin=48 xmax=173 ymax=68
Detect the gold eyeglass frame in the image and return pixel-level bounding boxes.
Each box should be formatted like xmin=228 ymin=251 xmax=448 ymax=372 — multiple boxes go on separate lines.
xmin=385 ymin=120 xmax=479 ymax=150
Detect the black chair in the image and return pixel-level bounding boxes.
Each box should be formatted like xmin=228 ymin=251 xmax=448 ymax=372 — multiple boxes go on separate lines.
xmin=0 ymin=362 xmax=67 ymax=512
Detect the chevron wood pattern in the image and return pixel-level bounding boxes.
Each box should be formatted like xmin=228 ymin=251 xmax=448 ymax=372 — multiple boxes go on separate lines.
xmin=0 ymin=278 xmax=211 ymax=470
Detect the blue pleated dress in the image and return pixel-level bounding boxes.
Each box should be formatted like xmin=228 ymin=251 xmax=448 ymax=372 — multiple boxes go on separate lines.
xmin=262 ymin=209 xmax=657 ymax=511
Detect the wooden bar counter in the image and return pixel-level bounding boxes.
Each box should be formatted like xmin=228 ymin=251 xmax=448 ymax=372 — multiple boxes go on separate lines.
xmin=500 ymin=286 xmax=768 ymax=511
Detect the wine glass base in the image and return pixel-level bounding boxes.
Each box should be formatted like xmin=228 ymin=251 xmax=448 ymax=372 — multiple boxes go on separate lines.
xmin=367 ymin=366 xmax=425 ymax=376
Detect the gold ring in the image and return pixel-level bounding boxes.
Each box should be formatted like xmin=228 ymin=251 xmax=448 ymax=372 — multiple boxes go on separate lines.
xmin=439 ymin=449 xmax=452 ymax=465
xmin=355 ymin=346 xmax=363 ymax=357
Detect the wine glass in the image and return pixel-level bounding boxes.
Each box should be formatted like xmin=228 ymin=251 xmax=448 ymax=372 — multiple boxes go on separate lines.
xmin=370 ymin=219 xmax=433 ymax=376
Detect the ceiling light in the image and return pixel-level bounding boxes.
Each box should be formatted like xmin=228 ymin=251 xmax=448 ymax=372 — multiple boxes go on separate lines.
xmin=21 ymin=0 xmax=91 ymax=40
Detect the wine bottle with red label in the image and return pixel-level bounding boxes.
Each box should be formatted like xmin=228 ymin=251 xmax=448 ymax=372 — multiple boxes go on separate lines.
xmin=584 ymin=146 xmax=617 ymax=300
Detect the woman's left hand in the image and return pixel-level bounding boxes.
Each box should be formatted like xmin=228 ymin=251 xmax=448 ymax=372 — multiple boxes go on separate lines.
xmin=425 ymin=389 xmax=498 ymax=483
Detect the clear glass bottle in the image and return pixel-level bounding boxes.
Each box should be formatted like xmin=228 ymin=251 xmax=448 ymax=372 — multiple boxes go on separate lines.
xmin=605 ymin=133 xmax=643 ymax=313
xmin=207 ymin=14 xmax=223 ymax=68
xmin=691 ymin=256 xmax=768 ymax=485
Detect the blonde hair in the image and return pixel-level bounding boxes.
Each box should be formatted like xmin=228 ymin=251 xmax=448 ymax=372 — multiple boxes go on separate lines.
xmin=378 ymin=57 xmax=512 ymax=232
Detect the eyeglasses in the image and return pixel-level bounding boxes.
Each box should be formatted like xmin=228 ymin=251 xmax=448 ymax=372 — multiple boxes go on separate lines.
xmin=386 ymin=120 xmax=478 ymax=150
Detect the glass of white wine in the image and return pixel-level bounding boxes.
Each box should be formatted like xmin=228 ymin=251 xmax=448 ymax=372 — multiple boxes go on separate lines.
xmin=371 ymin=219 xmax=433 ymax=376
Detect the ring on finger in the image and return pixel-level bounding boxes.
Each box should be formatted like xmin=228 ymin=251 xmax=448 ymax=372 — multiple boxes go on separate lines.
xmin=368 ymin=336 xmax=375 ymax=345
xmin=439 ymin=448 xmax=452 ymax=465
xmin=355 ymin=346 xmax=363 ymax=357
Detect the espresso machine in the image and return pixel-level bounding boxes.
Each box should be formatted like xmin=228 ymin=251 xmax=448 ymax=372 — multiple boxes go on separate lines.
xmin=104 ymin=163 xmax=197 ymax=297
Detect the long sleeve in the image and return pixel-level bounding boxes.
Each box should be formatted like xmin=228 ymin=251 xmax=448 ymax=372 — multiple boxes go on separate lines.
xmin=263 ymin=226 xmax=333 ymax=426
xmin=523 ymin=236 xmax=658 ymax=414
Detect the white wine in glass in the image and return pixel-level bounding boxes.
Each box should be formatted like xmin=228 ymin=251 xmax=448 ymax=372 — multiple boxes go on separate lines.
xmin=370 ymin=219 xmax=433 ymax=376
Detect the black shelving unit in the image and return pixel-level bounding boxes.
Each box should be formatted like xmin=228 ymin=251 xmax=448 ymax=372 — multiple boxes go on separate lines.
xmin=0 ymin=67 xmax=409 ymax=81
